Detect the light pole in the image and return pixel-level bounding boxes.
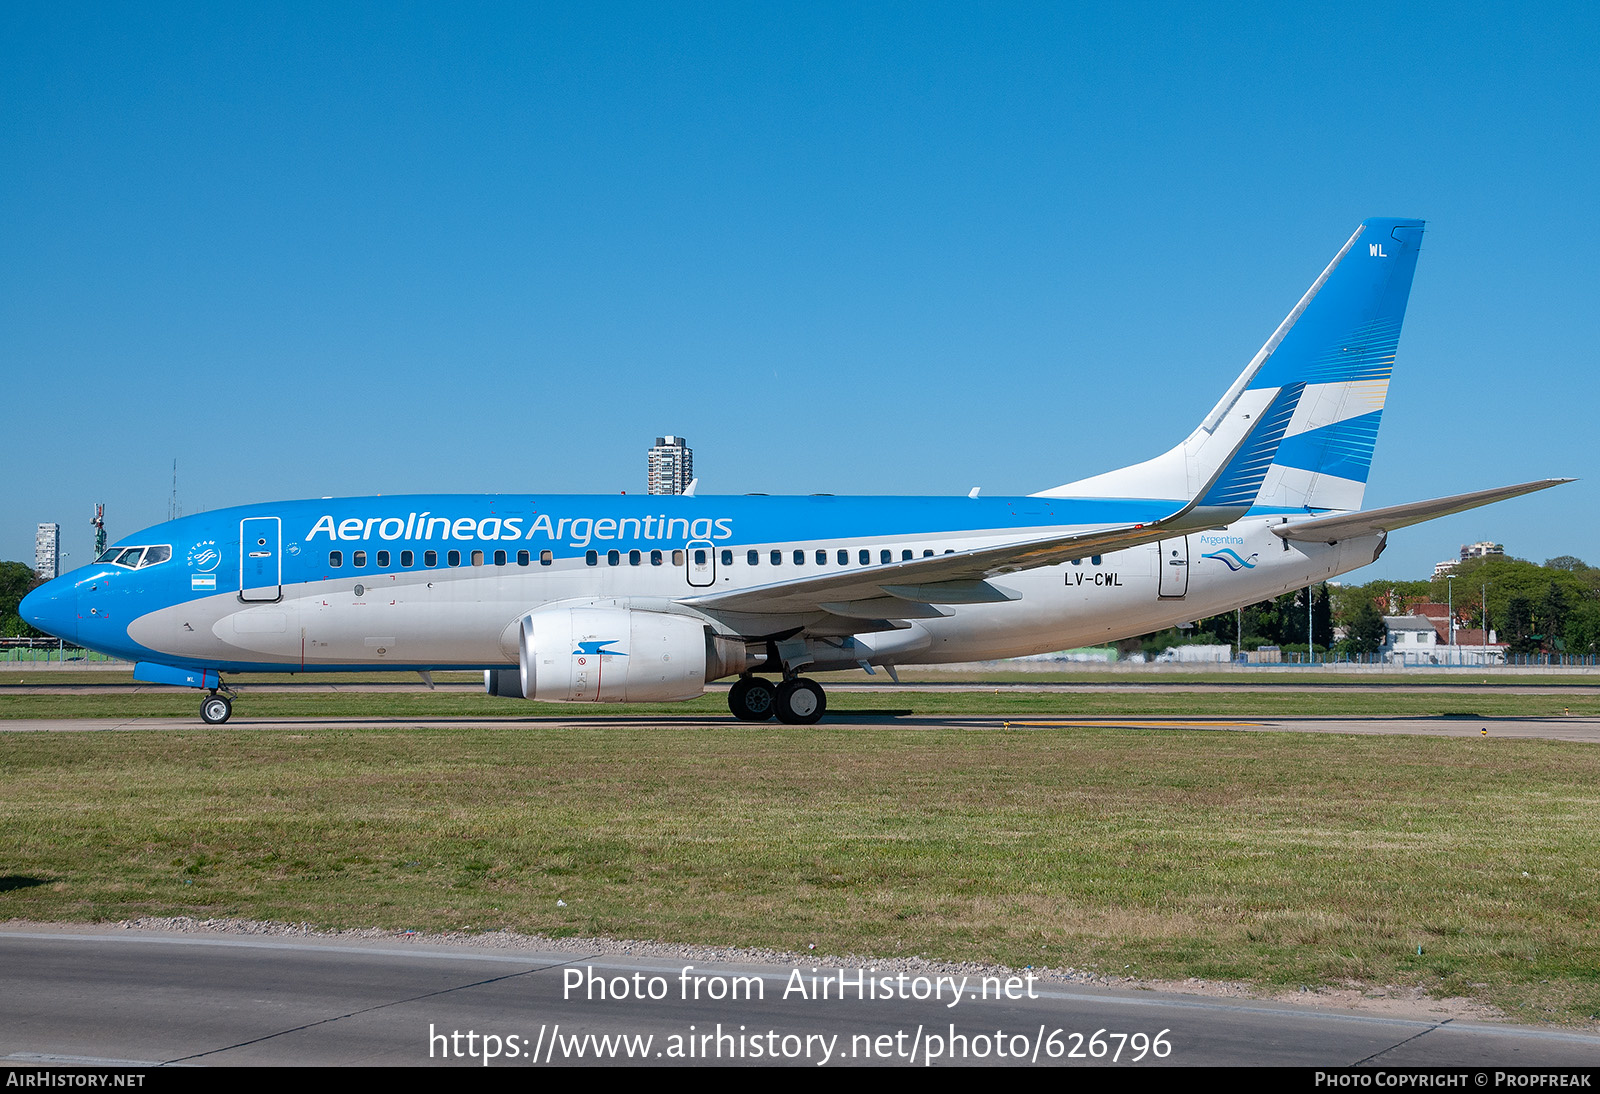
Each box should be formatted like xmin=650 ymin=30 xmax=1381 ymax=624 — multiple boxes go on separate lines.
xmin=1482 ymin=582 xmax=1491 ymax=666
xmin=1307 ymin=583 xmax=1315 ymax=665
xmin=1446 ymin=573 xmax=1457 ymax=666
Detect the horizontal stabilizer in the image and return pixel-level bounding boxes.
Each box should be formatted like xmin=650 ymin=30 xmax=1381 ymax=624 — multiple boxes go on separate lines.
xmin=1271 ymin=479 xmax=1573 ymax=544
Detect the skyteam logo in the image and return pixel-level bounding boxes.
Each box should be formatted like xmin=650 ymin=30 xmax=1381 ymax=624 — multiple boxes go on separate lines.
xmin=1202 ymin=548 xmax=1259 ymax=572
xmin=188 ymin=542 xmax=222 ymax=572
xmin=574 ymin=640 xmax=626 ymax=657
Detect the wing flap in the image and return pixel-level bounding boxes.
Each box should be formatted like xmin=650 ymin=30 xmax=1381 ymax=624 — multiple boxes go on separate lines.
xmin=819 ymin=598 xmax=951 ymax=620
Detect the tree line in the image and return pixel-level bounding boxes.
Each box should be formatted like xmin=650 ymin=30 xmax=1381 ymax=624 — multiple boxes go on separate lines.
xmin=0 ymin=560 xmax=44 ymax=638
xmin=1140 ymin=553 xmax=1600 ymax=658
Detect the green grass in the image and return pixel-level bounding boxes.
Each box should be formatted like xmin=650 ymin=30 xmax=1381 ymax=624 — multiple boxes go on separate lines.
xmin=3 ymin=723 xmax=1599 ymax=1024
xmin=2 ymin=682 xmax=1598 ymax=719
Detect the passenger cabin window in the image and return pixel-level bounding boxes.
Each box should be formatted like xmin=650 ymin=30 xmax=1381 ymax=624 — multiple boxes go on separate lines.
xmin=816 ymin=549 xmax=827 ymax=565
xmin=607 ymin=550 xmax=620 ymax=566
xmin=586 ymin=551 xmax=598 ymax=566
xmin=794 ymin=550 xmax=805 ymax=565
xmin=721 ymin=550 xmax=732 ymax=565
xmin=424 ymin=550 xmax=437 ymax=567
xmin=837 ymin=549 xmax=849 ymax=565
xmin=629 ymin=550 xmax=642 ymax=566
xmin=693 ymin=549 xmax=707 ymax=565
xmin=541 ymin=550 xmax=554 ymax=566
xmin=649 ymin=550 xmax=661 ymax=566
xmin=770 ymin=550 xmax=782 ymax=566
xmin=881 ymin=549 xmax=892 ymax=564
xmin=672 ymin=550 xmax=684 ymax=566
xmin=447 ymin=550 xmax=461 ymax=566
xmin=401 ymin=550 xmax=414 ymax=567
xmin=748 ymin=550 xmax=760 ymax=566
xmin=923 ymin=549 xmax=934 ymax=557
xmin=376 ymin=550 xmax=390 ymax=568
xmin=353 ymin=550 xmax=367 ymax=567
xmin=471 ymin=550 xmax=484 ymax=566
xmin=329 ymin=551 xmax=343 ymax=568
xmin=859 ymin=549 xmax=870 ymax=565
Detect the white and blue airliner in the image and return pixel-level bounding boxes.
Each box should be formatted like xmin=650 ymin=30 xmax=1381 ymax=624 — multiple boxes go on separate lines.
xmin=20 ymin=218 xmax=1567 ymax=724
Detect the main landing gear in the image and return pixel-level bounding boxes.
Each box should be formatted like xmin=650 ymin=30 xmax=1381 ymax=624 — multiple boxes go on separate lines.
xmin=728 ymin=675 xmax=827 ymax=725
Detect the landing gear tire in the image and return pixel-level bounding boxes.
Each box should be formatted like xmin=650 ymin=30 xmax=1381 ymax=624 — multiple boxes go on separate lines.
xmin=773 ymin=678 xmax=826 ymax=725
xmin=201 ymin=693 xmax=232 ymax=725
xmin=728 ymin=676 xmax=777 ymax=722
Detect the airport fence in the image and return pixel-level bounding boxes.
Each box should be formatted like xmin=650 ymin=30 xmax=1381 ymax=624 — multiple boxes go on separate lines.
xmin=0 ymin=639 xmax=125 ymax=664
xmin=1248 ymin=651 xmax=1599 ymax=667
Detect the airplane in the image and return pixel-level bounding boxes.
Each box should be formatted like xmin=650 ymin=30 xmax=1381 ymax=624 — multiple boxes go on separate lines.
xmin=20 ymin=216 xmax=1569 ymax=726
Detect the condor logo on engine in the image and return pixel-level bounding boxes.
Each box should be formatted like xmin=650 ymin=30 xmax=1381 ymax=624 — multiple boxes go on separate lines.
xmin=574 ymin=640 xmax=625 ymax=657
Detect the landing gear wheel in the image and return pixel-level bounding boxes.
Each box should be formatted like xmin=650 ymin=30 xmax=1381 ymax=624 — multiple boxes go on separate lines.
xmin=200 ymin=693 xmax=232 ymax=725
xmin=728 ymin=677 xmax=777 ymax=722
xmin=773 ymin=678 xmax=826 ymax=725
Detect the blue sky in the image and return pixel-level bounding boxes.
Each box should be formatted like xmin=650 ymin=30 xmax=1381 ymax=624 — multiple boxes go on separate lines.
xmin=4 ymin=2 xmax=1596 ymax=582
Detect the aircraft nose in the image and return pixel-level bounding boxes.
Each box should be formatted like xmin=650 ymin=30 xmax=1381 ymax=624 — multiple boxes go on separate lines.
xmin=19 ymin=579 xmax=77 ymax=643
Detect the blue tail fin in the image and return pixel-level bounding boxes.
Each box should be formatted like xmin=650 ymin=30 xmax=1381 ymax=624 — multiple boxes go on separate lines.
xmin=1039 ymin=217 xmax=1424 ymax=513
xmin=1247 ymin=217 xmax=1424 ymax=510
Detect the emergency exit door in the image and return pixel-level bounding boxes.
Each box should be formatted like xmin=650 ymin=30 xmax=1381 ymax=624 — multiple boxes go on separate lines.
xmin=684 ymin=540 xmax=716 ymax=587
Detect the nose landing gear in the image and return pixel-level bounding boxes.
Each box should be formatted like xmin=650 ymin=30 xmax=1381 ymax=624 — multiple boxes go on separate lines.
xmin=200 ymin=693 xmax=232 ymax=724
xmin=199 ymin=680 xmax=237 ymax=725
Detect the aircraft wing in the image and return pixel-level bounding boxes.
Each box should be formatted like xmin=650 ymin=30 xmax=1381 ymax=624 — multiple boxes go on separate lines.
xmin=1271 ymin=479 xmax=1573 ymax=543
xmin=681 ymin=504 xmax=1221 ymax=617
xmin=685 ymin=376 xmax=1314 ymax=619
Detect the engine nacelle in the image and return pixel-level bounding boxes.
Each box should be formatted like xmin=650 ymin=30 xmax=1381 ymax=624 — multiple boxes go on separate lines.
xmin=517 ymin=606 xmax=711 ymax=703
xmin=484 ymin=667 xmax=526 ymax=698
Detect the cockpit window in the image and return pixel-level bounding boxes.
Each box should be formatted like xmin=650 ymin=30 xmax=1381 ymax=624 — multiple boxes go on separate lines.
xmin=97 ymin=545 xmax=172 ymax=569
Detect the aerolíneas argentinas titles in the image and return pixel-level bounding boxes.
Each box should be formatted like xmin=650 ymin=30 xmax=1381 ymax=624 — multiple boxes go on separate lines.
xmin=21 ymin=218 xmax=1568 ymax=725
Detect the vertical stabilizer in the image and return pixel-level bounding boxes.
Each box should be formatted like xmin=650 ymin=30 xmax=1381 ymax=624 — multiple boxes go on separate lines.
xmin=1037 ymin=217 xmax=1424 ymax=513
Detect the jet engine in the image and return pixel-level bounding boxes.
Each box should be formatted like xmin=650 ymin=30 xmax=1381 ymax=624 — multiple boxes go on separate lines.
xmin=484 ymin=606 xmax=756 ymax=703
